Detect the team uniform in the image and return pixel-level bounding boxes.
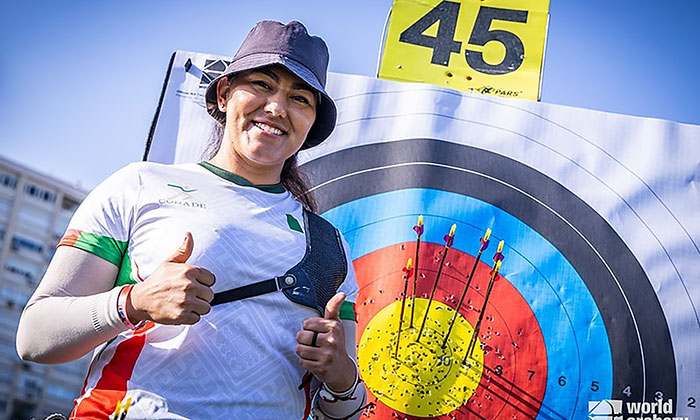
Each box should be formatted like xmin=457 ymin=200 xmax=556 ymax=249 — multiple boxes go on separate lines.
xmin=60 ymin=161 xmax=358 ymax=420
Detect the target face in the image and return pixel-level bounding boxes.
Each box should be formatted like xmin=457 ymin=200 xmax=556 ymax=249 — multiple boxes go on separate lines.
xmin=302 ymin=139 xmax=676 ymax=419
xmin=148 ymin=53 xmax=698 ymax=419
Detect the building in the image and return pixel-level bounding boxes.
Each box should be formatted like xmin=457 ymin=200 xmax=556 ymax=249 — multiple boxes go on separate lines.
xmin=0 ymin=155 xmax=89 ymax=419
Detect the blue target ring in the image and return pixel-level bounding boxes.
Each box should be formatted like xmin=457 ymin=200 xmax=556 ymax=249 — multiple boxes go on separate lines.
xmin=323 ymin=188 xmax=613 ymax=419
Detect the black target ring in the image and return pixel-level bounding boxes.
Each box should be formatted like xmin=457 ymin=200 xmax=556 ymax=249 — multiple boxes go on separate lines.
xmin=301 ymin=138 xmax=676 ymax=410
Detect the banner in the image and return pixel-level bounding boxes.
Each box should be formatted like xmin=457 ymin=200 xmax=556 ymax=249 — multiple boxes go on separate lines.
xmin=378 ymin=0 xmax=549 ymax=100
xmin=146 ymin=51 xmax=700 ymax=419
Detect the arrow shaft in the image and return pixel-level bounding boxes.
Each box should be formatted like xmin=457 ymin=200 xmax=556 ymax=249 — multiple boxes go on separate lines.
xmin=417 ymin=246 xmax=449 ymax=342
xmin=395 ymin=273 xmax=411 ymax=358
xmin=442 ymin=249 xmax=483 ymax=348
xmin=464 ymin=269 xmax=499 ymax=363
xmin=410 ymin=237 xmax=421 ymax=328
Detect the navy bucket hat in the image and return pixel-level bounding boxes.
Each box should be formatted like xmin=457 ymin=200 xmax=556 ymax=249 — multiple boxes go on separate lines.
xmin=205 ymin=20 xmax=337 ymax=150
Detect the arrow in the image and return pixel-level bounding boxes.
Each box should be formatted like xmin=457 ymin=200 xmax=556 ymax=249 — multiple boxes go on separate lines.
xmin=396 ymin=257 xmax=413 ymax=358
xmin=442 ymin=228 xmax=491 ymax=349
xmin=417 ymin=224 xmax=456 ymax=343
xmin=464 ymin=240 xmax=505 ymax=364
xmin=410 ymin=215 xmax=424 ymax=328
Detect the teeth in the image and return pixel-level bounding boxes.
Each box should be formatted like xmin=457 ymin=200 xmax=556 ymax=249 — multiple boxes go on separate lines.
xmin=253 ymin=122 xmax=284 ymax=135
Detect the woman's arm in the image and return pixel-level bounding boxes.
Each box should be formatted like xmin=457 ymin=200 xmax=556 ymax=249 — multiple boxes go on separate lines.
xmin=16 ymin=246 xmax=126 ymax=364
xmin=16 ymin=233 xmax=216 ymax=364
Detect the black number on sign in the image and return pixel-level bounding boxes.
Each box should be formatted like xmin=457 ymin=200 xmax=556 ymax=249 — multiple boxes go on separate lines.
xmin=494 ymin=365 xmax=503 ymax=376
xmin=399 ymin=1 xmax=463 ymax=66
xmin=558 ymin=375 xmax=566 ymax=386
xmin=527 ymin=370 xmax=535 ymax=380
xmin=688 ymin=397 xmax=696 ymax=408
xmin=465 ymin=6 xmax=528 ymax=75
xmin=591 ymin=381 xmax=599 ymax=392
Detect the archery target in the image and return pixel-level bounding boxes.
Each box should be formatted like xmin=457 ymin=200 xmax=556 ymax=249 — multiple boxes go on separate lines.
xmin=302 ymin=139 xmax=676 ymax=419
xmin=145 ymin=54 xmax=699 ymax=419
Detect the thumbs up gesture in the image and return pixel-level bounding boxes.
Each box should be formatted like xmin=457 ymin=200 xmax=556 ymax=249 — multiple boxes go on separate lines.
xmin=127 ymin=232 xmax=216 ymax=325
xmin=295 ymin=292 xmax=356 ymax=392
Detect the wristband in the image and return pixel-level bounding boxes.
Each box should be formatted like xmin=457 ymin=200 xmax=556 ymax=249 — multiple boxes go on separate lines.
xmin=116 ymin=285 xmax=146 ymax=330
xmin=320 ymin=358 xmax=360 ymax=401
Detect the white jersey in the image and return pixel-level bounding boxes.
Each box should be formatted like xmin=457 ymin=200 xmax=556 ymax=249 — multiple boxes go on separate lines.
xmin=61 ymin=162 xmax=358 ymax=420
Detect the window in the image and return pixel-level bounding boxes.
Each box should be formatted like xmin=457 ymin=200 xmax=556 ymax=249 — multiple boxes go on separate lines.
xmin=61 ymin=197 xmax=80 ymax=212
xmin=24 ymin=183 xmax=56 ymax=204
xmin=0 ymin=171 xmax=17 ymax=189
xmin=5 ymin=263 xmax=37 ymax=284
xmin=11 ymin=235 xmax=44 ymax=254
xmin=0 ymin=286 xmax=31 ymax=308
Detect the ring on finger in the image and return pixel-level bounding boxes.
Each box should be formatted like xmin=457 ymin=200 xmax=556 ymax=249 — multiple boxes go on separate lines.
xmin=311 ymin=331 xmax=319 ymax=347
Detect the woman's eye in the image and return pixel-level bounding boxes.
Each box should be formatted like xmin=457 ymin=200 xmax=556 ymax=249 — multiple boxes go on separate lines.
xmin=252 ymin=80 xmax=271 ymax=89
xmin=292 ymin=95 xmax=311 ymax=105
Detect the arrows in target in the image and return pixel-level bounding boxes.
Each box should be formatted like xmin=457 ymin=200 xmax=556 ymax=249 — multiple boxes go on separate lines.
xmin=465 ymin=239 xmax=505 ymax=363
xmin=407 ymin=221 xmax=508 ymax=363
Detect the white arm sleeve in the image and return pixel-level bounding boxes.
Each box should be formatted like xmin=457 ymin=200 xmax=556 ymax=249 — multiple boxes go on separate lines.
xmin=16 ymin=246 xmax=129 ymax=364
xmin=16 ymin=164 xmax=141 ymax=364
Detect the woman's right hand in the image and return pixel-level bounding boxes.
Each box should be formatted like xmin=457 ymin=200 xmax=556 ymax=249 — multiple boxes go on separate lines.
xmin=127 ymin=232 xmax=215 ymax=325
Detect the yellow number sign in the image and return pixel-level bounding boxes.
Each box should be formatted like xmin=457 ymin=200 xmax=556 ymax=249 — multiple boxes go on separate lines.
xmin=379 ymin=0 xmax=550 ymax=100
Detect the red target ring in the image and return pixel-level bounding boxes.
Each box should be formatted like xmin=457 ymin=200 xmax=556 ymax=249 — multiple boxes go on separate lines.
xmin=355 ymin=241 xmax=547 ymax=419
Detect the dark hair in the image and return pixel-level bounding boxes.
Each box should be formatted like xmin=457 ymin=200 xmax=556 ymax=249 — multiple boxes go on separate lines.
xmin=202 ymin=119 xmax=318 ymax=213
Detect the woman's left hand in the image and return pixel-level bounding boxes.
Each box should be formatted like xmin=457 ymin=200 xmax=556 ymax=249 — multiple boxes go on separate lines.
xmin=296 ymin=292 xmax=356 ymax=392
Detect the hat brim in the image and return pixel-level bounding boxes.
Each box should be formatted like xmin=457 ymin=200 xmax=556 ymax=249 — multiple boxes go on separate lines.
xmin=204 ymin=53 xmax=336 ymax=150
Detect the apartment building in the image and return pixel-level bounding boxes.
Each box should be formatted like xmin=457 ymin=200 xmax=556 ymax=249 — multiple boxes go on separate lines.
xmin=0 ymin=154 xmax=89 ymax=419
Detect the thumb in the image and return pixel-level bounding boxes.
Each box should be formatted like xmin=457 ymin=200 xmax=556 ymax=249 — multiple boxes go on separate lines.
xmin=166 ymin=232 xmax=194 ymax=264
xmin=324 ymin=292 xmax=346 ymax=320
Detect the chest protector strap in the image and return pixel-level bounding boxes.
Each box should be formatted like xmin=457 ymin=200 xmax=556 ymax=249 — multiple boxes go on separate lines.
xmin=211 ymin=210 xmax=348 ymax=315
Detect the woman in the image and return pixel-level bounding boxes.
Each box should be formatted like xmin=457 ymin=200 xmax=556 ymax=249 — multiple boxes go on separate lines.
xmin=16 ymin=20 xmax=366 ymax=419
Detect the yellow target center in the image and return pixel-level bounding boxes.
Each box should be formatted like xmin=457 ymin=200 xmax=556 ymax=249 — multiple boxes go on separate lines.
xmin=358 ymin=298 xmax=485 ymax=417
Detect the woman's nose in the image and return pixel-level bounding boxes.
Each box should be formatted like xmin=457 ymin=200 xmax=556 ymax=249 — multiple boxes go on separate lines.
xmin=264 ymin=92 xmax=287 ymax=119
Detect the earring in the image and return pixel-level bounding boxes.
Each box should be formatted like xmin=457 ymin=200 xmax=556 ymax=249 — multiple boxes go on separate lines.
xmin=220 ymin=104 xmax=226 ymax=112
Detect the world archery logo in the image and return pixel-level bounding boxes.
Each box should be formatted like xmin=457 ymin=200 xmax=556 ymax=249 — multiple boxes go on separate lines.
xmin=199 ymin=59 xmax=232 ymax=88
xmin=588 ymin=400 xmax=623 ymax=420
xmin=158 ymin=184 xmax=207 ymax=209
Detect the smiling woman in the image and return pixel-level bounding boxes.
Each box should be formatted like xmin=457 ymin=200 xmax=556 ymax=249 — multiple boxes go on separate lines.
xmin=204 ymin=65 xmax=320 ymax=211
xmin=16 ymin=20 xmax=366 ymax=420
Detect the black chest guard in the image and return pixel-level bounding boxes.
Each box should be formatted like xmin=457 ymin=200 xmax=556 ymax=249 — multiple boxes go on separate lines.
xmin=211 ymin=210 xmax=348 ymax=316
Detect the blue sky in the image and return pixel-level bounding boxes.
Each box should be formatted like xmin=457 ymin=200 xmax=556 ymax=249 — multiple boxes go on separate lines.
xmin=1 ymin=1 xmax=698 ymax=190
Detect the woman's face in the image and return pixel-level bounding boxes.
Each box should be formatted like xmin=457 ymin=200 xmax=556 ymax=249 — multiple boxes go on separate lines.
xmin=217 ymin=65 xmax=317 ymax=172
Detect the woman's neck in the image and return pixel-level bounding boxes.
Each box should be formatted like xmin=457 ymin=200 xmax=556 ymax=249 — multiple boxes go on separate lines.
xmin=208 ymin=148 xmax=283 ymax=185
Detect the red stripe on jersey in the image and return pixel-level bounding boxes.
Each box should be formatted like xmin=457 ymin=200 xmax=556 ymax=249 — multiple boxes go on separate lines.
xmin=301 ymin=371 xmax=312 ymax=420
xmin=70 ymin=322 xmax=154 ymax=419
xmin=58 ymin=229 xmax=82 ymax=248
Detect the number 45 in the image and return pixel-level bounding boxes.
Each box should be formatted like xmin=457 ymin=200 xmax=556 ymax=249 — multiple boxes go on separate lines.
xmin=398 ymin=0 xmax=528 ymax=75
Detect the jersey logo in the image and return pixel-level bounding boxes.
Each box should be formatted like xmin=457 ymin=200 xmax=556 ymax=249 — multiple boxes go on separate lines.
xmin=167 ymin=183 xmax=197 ymax=193
xmin=286 ymin=214 xmax=303 ymax=233
xmin=159 ymin=184 xmax=207 ymax=209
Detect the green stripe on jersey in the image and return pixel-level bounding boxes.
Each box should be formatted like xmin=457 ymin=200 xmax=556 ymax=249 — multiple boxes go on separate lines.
xmin=71 ymin=231 xmax=137 ymax=287
xmin=199 ymin=162 xmax=286 ymax=193
xmin=72 ymin=232 xmax=127 ymax=267
xmin=339 ymin=301 xmax=356 ymax=321
xmin=286 ymin=214 xmax=303 ymax=233
xmin=115 ymin=252 xmax=137 ymax=287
